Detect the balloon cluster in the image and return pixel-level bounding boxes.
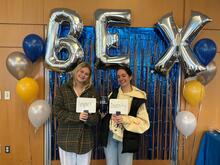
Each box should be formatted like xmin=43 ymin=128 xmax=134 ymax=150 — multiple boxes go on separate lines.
xmin=155 ymin=11 xmax=217 ymax=137
xmin=6 ymin=33 xmax=45 ymax=80
xmin=5 ymin=34 xmax=50 ymax=131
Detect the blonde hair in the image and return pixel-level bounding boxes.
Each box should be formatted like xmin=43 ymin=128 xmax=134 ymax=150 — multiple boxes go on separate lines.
xmin=71 ymin=62 xmax=92 ymax=89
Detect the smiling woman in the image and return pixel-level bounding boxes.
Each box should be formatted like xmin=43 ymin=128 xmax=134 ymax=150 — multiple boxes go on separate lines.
xmin=100 ymin=65 xmax=150 ymax=165
xmin=53 ymin=62 xmax=100 ymax=165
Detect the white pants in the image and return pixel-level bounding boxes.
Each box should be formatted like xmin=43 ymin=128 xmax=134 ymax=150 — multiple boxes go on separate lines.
xmin=59 ymin=147 xmax=92 ymax=165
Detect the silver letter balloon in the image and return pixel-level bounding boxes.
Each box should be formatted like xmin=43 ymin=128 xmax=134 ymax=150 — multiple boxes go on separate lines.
xmin=155 ymin=11 xmax=212 ymax=77
xmin=45 ymin=8 xmax=84 ymax=72
xmin=95 ymin=9 xmax=131 ymax=68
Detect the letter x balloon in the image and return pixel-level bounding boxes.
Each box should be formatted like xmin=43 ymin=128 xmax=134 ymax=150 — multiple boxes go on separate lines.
xmin=155 ymin=11 xmax=212 ymax=77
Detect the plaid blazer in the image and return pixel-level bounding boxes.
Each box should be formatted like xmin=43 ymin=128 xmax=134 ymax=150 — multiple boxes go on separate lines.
xmin=53 ymin=79 xmax=100 ymax=154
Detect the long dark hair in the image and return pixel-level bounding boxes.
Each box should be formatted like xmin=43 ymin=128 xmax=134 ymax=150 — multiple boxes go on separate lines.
xmin=116 ymin=65 xmax=132 ymax=76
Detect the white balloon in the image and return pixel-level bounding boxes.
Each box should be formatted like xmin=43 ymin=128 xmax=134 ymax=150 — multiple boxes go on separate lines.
xmin=175 ymin=111 xmax=197 ymax=137
xmin=28 ymin=100 xmax=51 ymax=129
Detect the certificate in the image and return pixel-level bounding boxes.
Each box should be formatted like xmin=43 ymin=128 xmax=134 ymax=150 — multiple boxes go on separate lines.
xmin=109 ymin=99 xmax=129 ymax=115
xmin=76 ymin=97 xmax=96 ymax=113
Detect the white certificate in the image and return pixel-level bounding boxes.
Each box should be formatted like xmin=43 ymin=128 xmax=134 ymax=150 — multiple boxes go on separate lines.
xmin=76 ymin=97 xmax=96 ymax=113
xmin=109 ymin=99 xmax=129 ymax=115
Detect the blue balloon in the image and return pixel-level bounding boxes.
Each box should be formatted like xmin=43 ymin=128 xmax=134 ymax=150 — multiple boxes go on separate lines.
xmin=23 ymin=34 xmax=45 ymax=62
xmin=193 ymin=38 xmax=217 ymax=66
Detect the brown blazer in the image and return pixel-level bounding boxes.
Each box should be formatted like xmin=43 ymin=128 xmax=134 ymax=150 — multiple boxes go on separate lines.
xmin=53 ymin=79 xmax=99 ymax=154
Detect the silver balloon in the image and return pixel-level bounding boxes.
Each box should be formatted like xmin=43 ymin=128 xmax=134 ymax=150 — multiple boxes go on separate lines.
xmin=6 ymin=51 xmax=33 ymax=80
xmin=155 ymin=11 xmax=212 ymax=77
xmin=175 ymin=111 xmax=197 ymax=137
xmin=45 ymin=8 xmax=84 ymax=72
xmin=197 ymin=61 xmax=217 ymax=85
xmin=28 ymin=100 xmax=51 ymax=129
xmin=95 ymin=9 xmax=131 ymax=68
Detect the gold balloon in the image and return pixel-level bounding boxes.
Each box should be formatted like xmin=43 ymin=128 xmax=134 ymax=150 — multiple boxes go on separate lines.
xmin=183 ymin=80 xmax=205 ymax=106
xmin=16 ymin=77 xmax=39 ymax=103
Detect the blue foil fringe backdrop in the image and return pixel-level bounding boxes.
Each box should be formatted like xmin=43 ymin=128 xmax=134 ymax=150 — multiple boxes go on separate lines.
xmin=49 ymin=26 xmax=179 ymax=160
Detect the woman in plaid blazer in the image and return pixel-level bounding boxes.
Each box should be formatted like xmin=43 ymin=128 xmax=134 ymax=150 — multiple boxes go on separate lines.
xmin=53 ymin=62 xmax=100 ymax=165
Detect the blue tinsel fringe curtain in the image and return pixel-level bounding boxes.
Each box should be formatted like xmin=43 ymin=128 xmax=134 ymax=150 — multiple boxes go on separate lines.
xmin=48 ymin=26 xmax=179 ymax=160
